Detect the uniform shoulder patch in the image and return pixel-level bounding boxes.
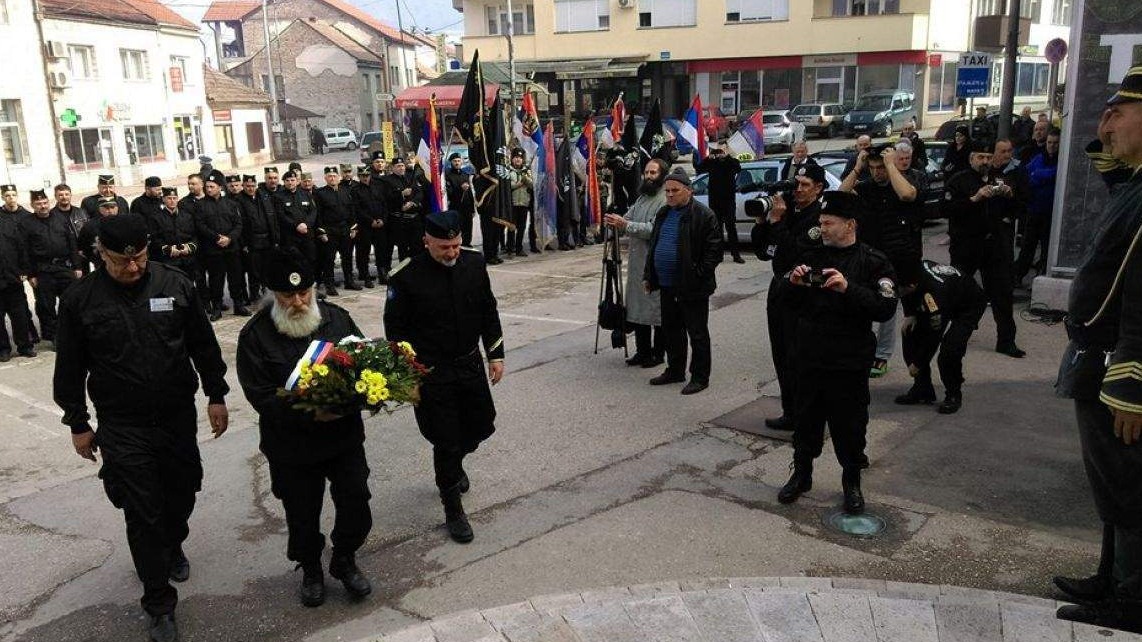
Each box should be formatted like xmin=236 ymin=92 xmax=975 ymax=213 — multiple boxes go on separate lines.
xmin=877 ymin=277 xmax=896 ymax=299
xmin=930 ymin=264 xmax=960 ymax=277
xmin=388 ymin=257 xmax=412 ymax=277
xmin=461 ymin=246 xmax=481 ymax=252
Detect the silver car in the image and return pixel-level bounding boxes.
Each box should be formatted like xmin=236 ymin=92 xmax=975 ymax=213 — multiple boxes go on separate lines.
xmin=759 ymin=110 xmax=806 ymax=153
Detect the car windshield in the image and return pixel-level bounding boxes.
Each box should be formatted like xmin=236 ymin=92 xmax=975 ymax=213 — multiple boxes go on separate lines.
xmin=854 ymin=96 xmax=892 ymax=111
xmin=762 ymin=114 xmax=785 ymax=125
xmin=361 ymin=133 xmax=381 ymax=145
xmin=790 ymin=106 xmax=818 ymax=116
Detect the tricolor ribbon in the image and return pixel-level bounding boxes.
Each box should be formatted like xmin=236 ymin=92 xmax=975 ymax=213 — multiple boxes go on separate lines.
xmin=285 ymin=340 xmax=334 ymax=391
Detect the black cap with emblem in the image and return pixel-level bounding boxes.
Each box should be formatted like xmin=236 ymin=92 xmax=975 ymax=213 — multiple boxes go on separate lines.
xmin=226 ymin=174 xmax=241 ymax=183
xmin=242 ymin=174 xmax=256 ymax=182
xmin=796 ymin=163 xmax=827 ymax=186
xmin=1108 ymin=65 xmax=1142 ymax=106
xmin=323 ymin=166 xmax=338 ymax=175
xmin=0 ymin=184 xmax=16 ymax=194
xmin=97 ymin=195 xmax=119 ymax=210
xmin=424 ymin=210 xmax=462 ymax=239
xmin=98 ymin=213 xmax=149 ymax=254
xmin=818 ymin=190 xmax=862 ymax=220
xmin=371 ymin=150 xmax=385 ymax=161
xmin=97 ymin=174 xmax=116 ymax=186
xmin=29 ymin=189 xmax=47 ymax=201
xmin=356 ymin=165 xmax=369 ymax=176
xmin=264 ymin=166 xmax=279 ymax=175
xmin=162 ymin=187 xmax=178 ymax=197
xmin=288 ymin=162 xmax=303 ymax=173
xmin=263 ymin=246 xmax=315 ymax=292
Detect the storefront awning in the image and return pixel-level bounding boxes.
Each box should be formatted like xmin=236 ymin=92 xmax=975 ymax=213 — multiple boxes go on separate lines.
xmin=511 ymin=57 xmax=646 ymax=81
xmin=394 ymin=83 xmax=499 ymax=110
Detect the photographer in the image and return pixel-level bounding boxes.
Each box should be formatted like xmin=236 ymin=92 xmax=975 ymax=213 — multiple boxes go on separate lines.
xmin=750 ymin=164 xmax=827 ymax=431
xmin=841 ymin=143 xmax=921 ymax=377
xmin=945 ymin=139 xmax=1025 ymax=358
xmin=693 ymin=144 xmax=744 ymax=263
xmin=775 ymin=191 xmax=897 ymax=514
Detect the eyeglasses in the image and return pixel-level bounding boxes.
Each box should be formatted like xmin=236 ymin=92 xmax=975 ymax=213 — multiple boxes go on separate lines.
xmin=103 ymin=250 xmax=148 ymax=268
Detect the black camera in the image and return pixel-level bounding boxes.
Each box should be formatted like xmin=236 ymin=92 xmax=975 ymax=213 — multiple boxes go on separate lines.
xmin=744 ymin=180 xmax=796 ymax=218
xmin=805 ymin=267 xmax=828 ymax=287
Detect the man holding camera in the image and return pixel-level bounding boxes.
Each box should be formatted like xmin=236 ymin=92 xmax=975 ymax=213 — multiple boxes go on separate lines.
xmin=841 ymin=143 xmax=922 ymax=377
xmin=750 ymin=164 xmax=828 ymax=430
xmin=945 ymin=139 xmax=1025 ymax=358
xmin=694 ymin=144 xmax=744 ymax=263
xmin=776 ymin=190 xmax=898 ymax=514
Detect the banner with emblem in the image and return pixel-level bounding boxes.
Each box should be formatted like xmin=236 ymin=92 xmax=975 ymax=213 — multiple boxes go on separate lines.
xmin=638 ymin=99 xmax=667 ymax=163
xmin=453 ymin=50 xmax=498 ymax=208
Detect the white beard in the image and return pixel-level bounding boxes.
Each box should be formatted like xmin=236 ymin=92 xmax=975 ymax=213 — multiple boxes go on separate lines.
xmin=270 ymin=294 xmax=322 ymax=338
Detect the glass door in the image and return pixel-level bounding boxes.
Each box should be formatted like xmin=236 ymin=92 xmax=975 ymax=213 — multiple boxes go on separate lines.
xmin=721 ymin=71 xmax=740 ymax=114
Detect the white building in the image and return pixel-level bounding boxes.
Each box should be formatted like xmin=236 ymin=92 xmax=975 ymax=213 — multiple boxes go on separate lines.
xmin=40 ymin=0 xmax=216 ymax=190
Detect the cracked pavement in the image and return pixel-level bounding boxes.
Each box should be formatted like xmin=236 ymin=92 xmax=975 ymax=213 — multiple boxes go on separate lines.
xmin=0 ymin=223 xmax=1102 ymax=641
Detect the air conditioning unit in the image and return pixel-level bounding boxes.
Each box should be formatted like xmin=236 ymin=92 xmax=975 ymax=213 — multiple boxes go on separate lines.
xmin=45 ymin=40 xmax=67 ymax=59
xmin=617 ymin=0 xmax=634 ymax=8
xmin=48 ymin=70 xmax=71 ymax=89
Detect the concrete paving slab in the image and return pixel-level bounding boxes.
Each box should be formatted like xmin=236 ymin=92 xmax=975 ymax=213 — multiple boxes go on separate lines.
xmin=742 ymin=589 xmax=824 ymax=642
xmin=494 ymin=612 xmax=580 ymax=642
xmin=868 ymin=596 xmax=939 ymax=642
xmin=627 ymin=581 xmax=682 ymax=598
xmin=999 ymin=602 xmax=1071 ymax=642
xmin=561 ymin=599 xmax=641 ymax=642
xmin=429 ymin=610 xmax=496 ymax=642
xmin=809 ymin=592 xmax=877 ymax=642
xmin=480 ymin=602 xmax=535 ymax=631
xmin=933 ymin=601 xmax=1002 ymax=642
xmin=680 ymin=589 xmax=763 ymax=642
xmin=622 ymin=595 xmax=704 ymax=642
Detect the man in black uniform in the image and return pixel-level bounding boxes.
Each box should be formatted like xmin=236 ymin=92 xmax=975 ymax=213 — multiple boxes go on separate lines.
xmin=1 ymin=183 xmax=29 ymax=218
xmin=945 ymin=139 xmax=1025 ymax=358
xmin=894 ymin=259 xmax=987 ymax=414
xmin=776 ymin=191 xmax=897 ymax=514
xmin=147 ymin=187 xmax=200 ymax=286
xmin=314 ymin=166 xmax=361 ymax=295
xmin=274 ymin=170 xmax=319 ymax=270
xmin=237 ymin=175 xmax=277 ymax=302
xmin=751 ymin=164 xmax=827 ymax=430
xmin=53 ymin=183 xmax=86 ymax=241
xmin=353 ymin=167 xmax=386 ymax=287
xmin=225 ymin=174 xmax=242 ymax=198
xmin=52 ymin=214 xmax=230 ymax=642
xmin=21 ymin=189 xmax=82 ymax=344
xmin=0 ymin=192 xmax=33 ymax=361
xmin=1053 ymin=68 xmax=1142 ymax=633
xmin=368 ymin=151 xmax=387 ymax=179
xmin=196 ymin=173 xmax=248 ymax=319
xmin=384 ymin=210 xmax=505 ymax=543
xmin=77 ymin=196 xmax=121 ymax=269
xmin=381 ymin=157 xmax=425 ymax=261
xmin=694 ymin=145 xmax=745 ymax=263
xmin=236 ymin=247 xmax=373 ymax=608
xmin=444 ymin=153 xmax=474 ymax=246
xmin=130 ymin=177 xmax=165 ymax=218
xmin=259 ymin=166 xmax=281 ymax=196
xmin=80 ymin=174 xmax=129 ymax=219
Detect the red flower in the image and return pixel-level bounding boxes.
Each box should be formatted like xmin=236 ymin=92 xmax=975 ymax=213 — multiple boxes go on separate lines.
xmin=327 ymin=349 xmax=355 ymax=369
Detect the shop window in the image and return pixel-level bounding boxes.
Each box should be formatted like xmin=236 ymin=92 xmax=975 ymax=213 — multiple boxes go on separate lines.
xmin=125 ymin=124 xmax=165 ymax=164
xmin=638 ymin=0 xmax=697 ymax=28
xmin=62 ymin=128 xmax=112 ymax=171
xmin=246 ymin=122 xmax=265 ymax=153
xmin=0 ymin=99 xmax=29 ymax=167
xmin=555 ymin=0 xmax=610 ymax=32
xmin=927 ymin=60 xmax=957 ymax=111
xmin=725 ymin=0 xmax=789 ymax=22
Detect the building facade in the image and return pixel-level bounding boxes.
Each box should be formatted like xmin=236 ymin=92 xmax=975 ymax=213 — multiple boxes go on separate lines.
xmin=458 ymin=0 xmax=1071 ymax=127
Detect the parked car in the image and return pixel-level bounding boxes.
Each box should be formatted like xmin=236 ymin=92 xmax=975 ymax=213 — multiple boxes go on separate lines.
xmin=358 ymin=131 xmax=383 ymax=163
xmin=790 ymin=103 xmax=848 ymax=138
xmin=932 ymin=111 xmax=1020 ymax=141
xmin=323 ymin=127 xmax=359 ymax=151
xmin=842 ymin=90 xmax=917 ymax=138
xmin=919 ymin=139 xmax=948 ymax=219
xmin=691 ymin=154 xmax=842 ymax=242
xmin=755 ymin=110 xmax=805 ymax=152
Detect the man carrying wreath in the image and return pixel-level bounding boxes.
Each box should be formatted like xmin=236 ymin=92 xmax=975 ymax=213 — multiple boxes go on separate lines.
xmin=236 ymin=246 xmax=373 ymax=608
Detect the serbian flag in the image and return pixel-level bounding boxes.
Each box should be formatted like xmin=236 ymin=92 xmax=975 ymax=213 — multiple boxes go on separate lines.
xmin=726 ymin=109 xmax=766 ymax=159
xmin=285 ymin=340 xmax=334 ymax=391
xmin=679 ymin=95 xmax=708 ymax=160
xmin=424 ymin=95 xmax=445 ymax=212
xmin=610 ymin=93 xmax=625 ymax=141
xmin=583 ymin=119 xmax=601 ymax=229
xmin=542 ymin=120 xmax=558 ymax=244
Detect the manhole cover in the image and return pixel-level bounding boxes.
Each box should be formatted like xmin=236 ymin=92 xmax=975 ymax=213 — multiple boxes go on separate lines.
xmin=826 ymin=511 xmax=887 ymax=538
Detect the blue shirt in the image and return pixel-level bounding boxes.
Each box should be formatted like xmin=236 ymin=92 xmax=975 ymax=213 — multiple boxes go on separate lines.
xmin=654 ymin=208 xmax=683 ymax=287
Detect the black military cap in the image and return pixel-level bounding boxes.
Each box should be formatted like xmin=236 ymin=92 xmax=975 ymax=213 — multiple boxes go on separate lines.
xmin=205 ymin=170 xmax=227 ymax=185
xmin=818 ymin=190 xmax=861 ymax=220
xmin=242 ymin=174 xmax=256 ymax=182
xmin=288 ymin=162 xmax=303 ymax=172
xmin=796 ymin=163 xmax=827 ymax=185
xmin=1108 ymin=65 xmax=1142 ymax=106
xmin=264 ymin=166 xmax=279 ymax=174
xmin=448 ymin=152 xmax=462 ymax=161
xmin=0 ymin=184 xmax=16 ymax=194
xmin=339 ymin=163 xmax=353 ymax=172
xmin=161 ymin=187 xmax=178 ymax=197
xmin=356 ymin=165 xmax=369 ymax=176
xmin=371 ymin=150 xmax=386 ymax=161
xmin=198 ymin=155 xmax=213 ymax=164
xmin=323 ymin=166 xmax=338 ymax=175
xmin=29 ymin=189 xmax=47 ymax=201
xmin=954 ymin=125 xmax=969 ymax=137
xmin=97 ymin=174 xmax=115 ymax=185
xmin=144 ymin=176 xmax=162 ymax=188
xmin=282 ymin=170 xmax=298 ymax=180
xmin=97 ymin=195 xmax=119 ymax=209
xmin=424 ymin=210 xmax=462 ymax=239
xmin=510 ymin=148 xmax=525 ymax=160
xmin=99 ymin=214 xmax=149 ymax=254
xmin=970 ymin=138 xmax=994 ymax=153
xmin=263 ymin=246 xmax=315 ymax=292
xmin=390 ymin=156 xmax=406 ymax=166
xmin=299 ymin=171 xmax=313 ymax=180
xmin=226 ymin=174 xmax=241 ymax=183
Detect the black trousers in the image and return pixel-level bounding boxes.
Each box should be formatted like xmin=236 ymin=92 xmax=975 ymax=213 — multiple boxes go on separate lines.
xmin=389 ymin=217 xmax=423 ymax=261
xmin=767 ymin=281 xmax=798 ymax=419
xmin=659 ymin=287 xmax=711 ymax=384
xmin=711 ymin=200 xmax=741 ymax=257
xmin=630 ymin=322 xmax=664 ymax=359
xmin=460 ymin=211 xmax=474 ymax=247
xmin=32 ymin=268 xmax=76 ymax=341
xmin=1014 ymin=210 xmax=1052 ymax=279
xmin=793 ymin=369 xmax=869 ymax=471
xmin=0 ymin=283 xmax=32 ymax=354
xmin=97 ymin=414 xmax=202 ymax=616
xmin=414 ymin=355 xmax=496 ymax=492
xmin=507 ymin=205 xmax=534 ymax=252
xmin=242 ymin=247 xmax=266 ymax=300
xmin=202 ymin=251 xmax=246 ymax=306
xmin=950 ymin=234 xmax=1016 ymax=346
xmin=481 ymin=214 xmax=501 ymax=258
xmin=354 ymin=224 xmax=384 ymax=280
xmin=267 ymin=444 xmax=372 ymax=567
xmin=318 ymin=228 xmax=354 ymax=286
xmin=902 ymin=304 xmax=985 ymax=395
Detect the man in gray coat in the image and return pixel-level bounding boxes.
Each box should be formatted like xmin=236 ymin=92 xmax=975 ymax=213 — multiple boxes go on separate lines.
xmin=605 ymin=158 xmax=669 ymax=367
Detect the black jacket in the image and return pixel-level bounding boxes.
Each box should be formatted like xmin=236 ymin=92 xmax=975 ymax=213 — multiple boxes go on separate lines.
xmin=0 ymin=214 xmax=29 ymax=288
xmin=52 ymin=205 xmax=86 ymax=238
xmin=986 ymin=162 xmax=1030 ymax=225
xmin=945 ymin=168 xmax=1007 ymax=241
xmin=383 ymin=250 xmax=505 ymax=366
xmin=941 ymin=142 xmax=972 ymax=176
xmin=76 ymin=215 xmax=106 ymax=267
xmin=80 ymin=194 xmax=129 ymax=219
xmin=902 ymin=260 xmax=988 ymax=326
xmin=21 ymin=211 xmax=80 ymax=272
xmin=236 ymin=301 xmax=365 ymax=465
xmin=273 ymin=187 xmax=318 ymax=246
xmin=853 ymin=170 xmax=924 ymax=265
xmin=147 ymin=206 xmax=199 ymax=266
xmin=644 ymin=198 xmax=723 ymax=299
xmin=693 ymin=154 xmax=742 ymax=210
xmin=52 ymin=262 xmax=228 ymax=432
xmin=751 ymin=198 xmax=823 ymax=276
xmin=314 ymin=184 xmax=355 ymax=231
xmin=236 ymin=191 xmax=277 ymax=250
xmin=129 ymin=193 xmax=164 ymax=219
xmin=353 ymin=179 xmax=386 ymax=228
xmin=194 ymin=194 xmax=243 ymax=255
xmin=779 ymin=241 xmax=898 ymax=371
xmin=444 ymin=168 xmax=473 ymax=214
xmin=381 ymin=173 xmax=424 ymax=220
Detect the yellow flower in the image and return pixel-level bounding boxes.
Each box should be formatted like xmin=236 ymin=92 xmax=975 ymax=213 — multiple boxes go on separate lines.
xmin=300 ymin=363 xmax=311 ymax=375
xmin=313 ymin=364 xmax=329 ymax=377
xmin=372 ymin=373 xmax=387 ymax=388
xmin=377 ymin=387 xmax=390 ymax=401
xmin=297 ymin=379 xmax=310 ymax=391
xmin=366 ymin=393 xmax=380 ymax=405
xmin=354 ymin=380 xmax=368 ymax=394
xmin=398 ymin=341 xmax=416 ymax=357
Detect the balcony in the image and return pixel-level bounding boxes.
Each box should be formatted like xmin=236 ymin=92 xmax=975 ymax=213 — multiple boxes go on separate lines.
xmin=808 ymin=12 xmax=929 ymax=53
xmin=973 ymin=14 xmax=1031 ymax=52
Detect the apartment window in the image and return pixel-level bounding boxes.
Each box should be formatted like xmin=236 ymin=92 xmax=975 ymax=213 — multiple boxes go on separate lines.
xmin=0 ymin=1 xmax=9 ymax=25
xmin=0 ymin=100 xmax=29 ymax=166
xmin=926 ymin=59 xmax=957 ymax=112
xmin=638 ymin=0 xmax=697 ymax=27
xmin=726 ymin=0 xmax=788 ymax=22
xmin=977 ymin=0 xmax=1042 ymax=19
xmin=68 ymin=45 xmax=98 ymax=80
xmin=246 ymin=122 xmax=265 ymax=152
xmin=833 ymin=0 xmax=898 ymax=15
xmin=390 ymin=65 xmax=400 ymax=88
xmin=62 ymin=127 xmax=112 ymax=171
xmin=485 ymin=4 xmax=535 ymax=35
xmin=170 ymin=56 xmax=190 ymax=85
xmin=1052 ymin=0 xmax=1071 ymax=25
xmin=260 ymin=73 xmax=283 ymax=94
xmin=1017 ymin=61 xmax=1049 ymax=95
xmin=555 ymin=0 xmax=611 ymax=32
xmin=406 ymin=68 xmax=414 ymax=88
xmin=124 ymin=124 xmax=165 ymax=164
xmin=120 ymin=49 xmax=149 ymax=80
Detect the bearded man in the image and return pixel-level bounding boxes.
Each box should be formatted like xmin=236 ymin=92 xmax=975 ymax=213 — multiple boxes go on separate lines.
xmin=236 ymin=247 xmax=373 ymax=608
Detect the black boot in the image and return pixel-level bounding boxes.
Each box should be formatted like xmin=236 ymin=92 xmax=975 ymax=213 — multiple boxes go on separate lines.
xmin=208 ymin=302 xmax=222 ymax=322
xmin=765 ymin=415 xmax=794 ymax=431
xmin=233 ymin=302 xmax=252 ymax=317
xmin=1057 ymin=598 xmax=1142 ymax=634
xmin=169 ymin=547 xmax=189 ymax=583
xmin=778 ymin=461 xmax=813 ymax=504
xmin=937 ymin=391 xmax=962 ymax=414
xmin=329 ymin=551 xmax=372 ymax=599
xmin=842 ymin=469 xmax=865 ymax=514
xmin=441 ymin=485 xmax=474 ymax=543
xmin=344 ymin=280 xmax=363 ymax=291
xmin=325 ymin=283 xmax=339 ymax=296
xmin=148 ymin=613 xmax=178 ymax=642
xmin=298 ymin=563 xmax=326 ymax=607
xmin=1055 ymin=524 xmax=1115 ymax=603
xmin=895 ymin=383 xmax=936 ymax=405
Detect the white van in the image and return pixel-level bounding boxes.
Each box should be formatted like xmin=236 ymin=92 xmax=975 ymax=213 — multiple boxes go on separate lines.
xmin=322 ymin=128 xmax=359 ymax=151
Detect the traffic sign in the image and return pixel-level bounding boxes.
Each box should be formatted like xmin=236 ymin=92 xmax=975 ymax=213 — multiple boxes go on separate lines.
xmin=1045 ymin=38 xmax=1068 ymax=64
xmin=956 ymin=52 xmax=993 ymax=98
xmin=375 ymin=93 xmax=394 ymax=102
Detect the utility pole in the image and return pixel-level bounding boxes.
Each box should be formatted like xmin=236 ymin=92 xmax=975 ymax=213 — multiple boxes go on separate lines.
xmin=996 ymin=0 xmax=1020 ymax=140
xmin=262 ymin=0 xmax=280 ymax=154
xmin=395 ymin=0 xmax=411 ymax=142
xmin=505 ymin=0 xmax=517 ymax=113
xmin=31 ymin=0 xmax=67 ymax=183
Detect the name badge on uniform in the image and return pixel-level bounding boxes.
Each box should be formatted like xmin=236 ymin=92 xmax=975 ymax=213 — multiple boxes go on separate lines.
xmin=150 ymin=297 xmax=175 ymax=312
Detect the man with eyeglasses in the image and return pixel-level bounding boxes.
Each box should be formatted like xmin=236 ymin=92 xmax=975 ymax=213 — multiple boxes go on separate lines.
xmin=53 ymin=213 xmax=230 ymax=642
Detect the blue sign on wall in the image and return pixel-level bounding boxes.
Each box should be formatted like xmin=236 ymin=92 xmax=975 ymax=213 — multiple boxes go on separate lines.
xmin=956 ymin=52 xmax=993 ymax=98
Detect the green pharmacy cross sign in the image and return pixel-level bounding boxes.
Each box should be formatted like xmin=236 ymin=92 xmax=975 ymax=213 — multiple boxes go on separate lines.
xmin=59 ymin=108 xmax=80 ymax=127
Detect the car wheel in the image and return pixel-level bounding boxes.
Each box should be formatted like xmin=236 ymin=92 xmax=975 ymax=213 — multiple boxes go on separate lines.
xmin=347 ymin=142 xmax=358 ymax=150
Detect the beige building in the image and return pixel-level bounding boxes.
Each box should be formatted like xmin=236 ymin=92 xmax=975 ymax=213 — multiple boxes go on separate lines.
xmin=457 ymin=0 xmax=1071 ymax=128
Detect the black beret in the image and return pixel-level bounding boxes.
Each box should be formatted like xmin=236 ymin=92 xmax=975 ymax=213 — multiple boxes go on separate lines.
xmin=323 ymin=166 xmax=338 ymax=175
xmin=97 ymin=174 xmax=115 ymax=185
xmin=161 ymin=187 xmax=178 ymax=197
xmin=263 ymin=246 xmax=315 ymax=292
xmin=424 ymin=210 xmax=462 ymax=239
xmin=226 ymin=174 xmax=241 ymax=182
xmin=29 ymin=189 xmax=47 ymax=201
xmin=98 ymin=214 xmax=149 ymax=254
xmin=144 ymin=176 xmax=162 ymax=188
xmin=242 ymin=174 xmax=256 ymax=182
xmin=663 ymin=168 xmax=691 ymax=187
xmin=0 ymin=184 xmax=16 ymax=194
xmin=818 ymin=190 xmax=862 ymax=220
xmin=288 ymin=162 xmax=303 ymax=172
xmin=796 ymin=162 xmax=827 ymax=185
xmin=371 ymin=151 xmax=386 ymax=160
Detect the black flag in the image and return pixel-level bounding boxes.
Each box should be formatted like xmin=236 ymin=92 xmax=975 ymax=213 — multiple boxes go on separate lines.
xmin=453 ymin=50 xmax=497 ymax=207
xmin=639 ymin=99 xmax=668 ymax=162
xmin=481 ymin=95 xmax=515 ymax=230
